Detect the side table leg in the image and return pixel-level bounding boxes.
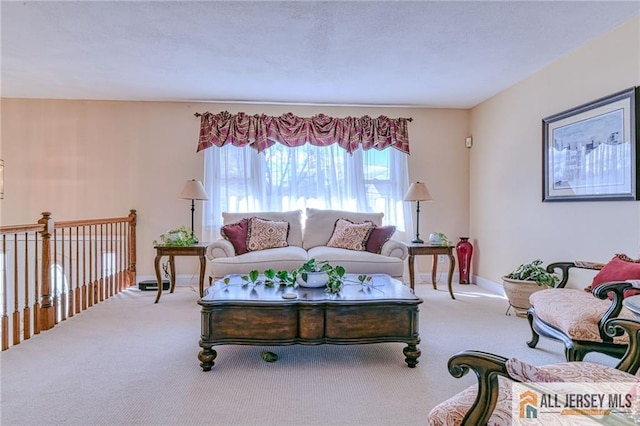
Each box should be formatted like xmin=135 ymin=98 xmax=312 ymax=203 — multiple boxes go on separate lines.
xmin=198 ymin=254 xmax=206 ymax=297
xmin=447 ymin=253 xmax=456 ymax=300
xmin=154 ymin=254 xmax=163 ymax=304
xmin=431 ymin=255 xmax=437 ymax=289
xmin=408 ymin=254 xmax=415 ymax=290
xmin=198 ymin=346 xmax=217 ymax=371
xmin=403 ymin=344 xmax=421 ymax=368
xmin=169 ymin=255 xmax=176 ymax=293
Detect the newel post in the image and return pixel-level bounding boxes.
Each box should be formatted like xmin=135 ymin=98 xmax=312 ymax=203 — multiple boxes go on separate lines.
xmin=128 ymin=209 xmax=137 ymax=286
xmin=38 ymin=212 xmax=55 ymax=331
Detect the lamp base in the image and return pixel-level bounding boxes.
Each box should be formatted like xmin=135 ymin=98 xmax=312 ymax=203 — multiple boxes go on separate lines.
xmin=411 ymin=238 xmax=424 ymax=244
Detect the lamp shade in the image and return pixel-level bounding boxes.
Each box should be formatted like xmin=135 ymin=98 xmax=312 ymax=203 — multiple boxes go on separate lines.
xmin=179 ymin=179 xmax=208 ymax=200
xmin=403 ymin=182 xmax=432 ymax=202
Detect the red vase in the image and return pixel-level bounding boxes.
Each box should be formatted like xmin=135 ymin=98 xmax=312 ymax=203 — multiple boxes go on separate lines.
xmin=456 ymin=237 xmax=473 ymax=284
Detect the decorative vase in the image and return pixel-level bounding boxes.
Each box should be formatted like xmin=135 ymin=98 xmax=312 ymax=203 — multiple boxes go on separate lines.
xmin=296 ymin=271 xmax=329 ymax=288
xmin=502 ymin=277 xmax=546 ymax=318
xmin=455 ymin=237 xmax=473 ymax=284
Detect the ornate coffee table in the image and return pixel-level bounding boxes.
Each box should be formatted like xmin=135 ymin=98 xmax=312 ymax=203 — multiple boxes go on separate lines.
xmin=197 ymin=274 xmax=423 ymax=371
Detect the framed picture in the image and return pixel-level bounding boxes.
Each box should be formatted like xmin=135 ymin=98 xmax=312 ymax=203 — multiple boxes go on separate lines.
xmin=542 ymin=87 xmax=639 ymax=202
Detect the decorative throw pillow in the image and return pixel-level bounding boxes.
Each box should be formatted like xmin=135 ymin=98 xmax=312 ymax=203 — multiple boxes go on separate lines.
xmin=220 ymin=218 xmax=249 ymax=255
xmin=326 ymin=218 xmax=375 ymax=251
xmin=365 ymin=225 xmax=396 ymax=254
xmin=585 ymin=254 xmax=640 ymax=298
xmin=505 ymin=358 xmax=565 ymax=383
xmin=246 ymin=217 xmax=289 ymax=252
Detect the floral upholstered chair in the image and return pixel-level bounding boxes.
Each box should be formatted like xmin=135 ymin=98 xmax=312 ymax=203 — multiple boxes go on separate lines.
xmin=527 ymin=255 xmax=640 ymax=362
xmin=427 ymin=317 xmax=640 ymax=426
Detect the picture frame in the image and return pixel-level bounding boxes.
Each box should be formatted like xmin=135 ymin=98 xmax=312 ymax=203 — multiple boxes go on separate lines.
xmin=542 ymin=87 xmax=639 ymax=202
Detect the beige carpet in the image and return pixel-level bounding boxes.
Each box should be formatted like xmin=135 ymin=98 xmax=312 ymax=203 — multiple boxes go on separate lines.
xmin=0 ymin=280 xmax=617 ymax=425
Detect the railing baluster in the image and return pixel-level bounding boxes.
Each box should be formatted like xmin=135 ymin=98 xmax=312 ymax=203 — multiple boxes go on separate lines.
xmin=67 ymin=227 xmax=73 ymax=319
xmin=75 ymin=226 xmax=80 ymax=315
xmin=12 ymin=234 xmax=20 ymax=345
xmin=2 ymin=235 xmax=8 ymax=350
xmin=82 ymin=226 xmax=87 ymax=311
xmin=34 ymin=235 xmax=40 ymax=336
xmin=23 ymin=231 xmax=31 ymax=341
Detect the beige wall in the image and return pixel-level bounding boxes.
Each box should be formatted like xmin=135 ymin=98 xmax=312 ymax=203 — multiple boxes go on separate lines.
xmin=470 ymin=16 xmax=640 ymax=289
xmin=0 ymin=101 xmax=470 ymax=279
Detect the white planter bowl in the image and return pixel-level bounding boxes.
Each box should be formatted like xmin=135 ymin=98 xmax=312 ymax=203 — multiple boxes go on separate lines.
xmin=296 ymin=271 xmax=329 ymax=288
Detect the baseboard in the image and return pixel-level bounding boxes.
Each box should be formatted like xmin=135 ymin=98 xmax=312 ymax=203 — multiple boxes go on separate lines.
xmin=474 ymin=275 xmax=505 ymax=296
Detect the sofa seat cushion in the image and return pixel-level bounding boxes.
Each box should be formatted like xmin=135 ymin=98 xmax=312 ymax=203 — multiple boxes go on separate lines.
xmin=211 ymin=246 xmax=308 ymax=278
xmin=307 ymin=246 xmax=404 ymax=278
xmin=530 ymin=288 xmax=634 ymax=344
xmin=428 ymin=361 xmax=639 ymax=426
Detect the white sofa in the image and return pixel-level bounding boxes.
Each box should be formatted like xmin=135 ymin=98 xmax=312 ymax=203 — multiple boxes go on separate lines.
xmin=206 ymin=208 xmax=408 ymax=281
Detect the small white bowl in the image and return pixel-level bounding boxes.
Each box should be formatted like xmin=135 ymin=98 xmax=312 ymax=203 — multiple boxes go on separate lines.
xmin=296 ymin=271 xmax=328 ymax=288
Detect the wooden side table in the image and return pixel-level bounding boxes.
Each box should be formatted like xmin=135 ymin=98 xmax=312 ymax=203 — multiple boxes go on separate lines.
xmin=405 ymin=243 xmax=456 ymax=299
xmin=153 ymin=243 xmax=208 ymax=303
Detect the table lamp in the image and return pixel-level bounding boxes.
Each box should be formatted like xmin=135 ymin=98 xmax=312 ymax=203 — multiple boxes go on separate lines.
xmin=403 ymin=181 xmax=432 ymax=243
xmin=178 ymin=179 xmax=208 ymax=241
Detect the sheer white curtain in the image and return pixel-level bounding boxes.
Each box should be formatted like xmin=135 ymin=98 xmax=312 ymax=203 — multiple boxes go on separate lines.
xmin=202 ymin=144 xmax=412 ymax=243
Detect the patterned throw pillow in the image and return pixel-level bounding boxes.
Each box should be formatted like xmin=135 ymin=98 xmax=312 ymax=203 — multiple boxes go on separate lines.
xmin=220 ymin=218 xmax=249 ymax=255
xmin=326 ymin=218 xmax=375 ymax=251
xmin=246 ymin=217 xmax=289 ymax=252
xmin=505 ymin=358 xmax=565 ymax=383
xmin=585 ymin=254 xmax=640 ymax=298
xmin=365 ymin=225 xmax=396 ymax=254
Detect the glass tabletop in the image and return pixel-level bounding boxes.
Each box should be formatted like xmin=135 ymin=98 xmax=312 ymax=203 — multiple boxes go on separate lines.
xmin=202 ymin=273 xmax=420 ymax=303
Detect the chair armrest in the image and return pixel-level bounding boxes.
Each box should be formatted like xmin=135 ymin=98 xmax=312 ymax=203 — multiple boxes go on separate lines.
xmin=593 ymin=281 xmax=634 ymax=342
xmin=447 ymin=350 xmax=511 ymax=426
xmin=605 ymin=317 xmax=640 ymax=375
xmin=206 ymin=239 xmax=236 ymax=260
xmin=546 ymin=260 xmax=604 ymax=288
xmin=380 ymin=239 xmax=408 ymax=260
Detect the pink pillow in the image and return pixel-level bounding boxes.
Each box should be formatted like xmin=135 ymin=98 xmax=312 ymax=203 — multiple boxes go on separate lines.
xmin=588 ymin=254 xmax=640 ymax=298
xmin=365 ymin=225 xmax=396 ymax=254
xmin=220 ymin=218 xmax=249 ymax=255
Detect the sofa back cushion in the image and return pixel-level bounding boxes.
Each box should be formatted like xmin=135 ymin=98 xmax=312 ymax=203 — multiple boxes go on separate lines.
xmin=303 ymin=208 xmax=384 ymax=250
xmin=222 ymin=210 xmax=303 ymax=247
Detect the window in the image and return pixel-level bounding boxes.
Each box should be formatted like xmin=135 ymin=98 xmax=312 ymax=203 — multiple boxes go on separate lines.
xmin=202 ymin=144 xmax=411 ymax=241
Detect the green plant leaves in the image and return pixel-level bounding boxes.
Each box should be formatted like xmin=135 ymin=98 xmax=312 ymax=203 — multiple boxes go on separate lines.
xmin=506 ymin=259 xmax=559 ymax=287
xmin=260 ymin=351 xmax=278 ymax=362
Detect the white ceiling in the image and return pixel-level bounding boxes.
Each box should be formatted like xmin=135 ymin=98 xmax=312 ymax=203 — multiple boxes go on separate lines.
xmin=1 ymin=1 xmax=639 ymax=108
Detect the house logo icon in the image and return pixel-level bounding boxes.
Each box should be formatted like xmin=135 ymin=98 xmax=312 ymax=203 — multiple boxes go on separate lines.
xmin=519 ymin=390 xmax=538 ymax=419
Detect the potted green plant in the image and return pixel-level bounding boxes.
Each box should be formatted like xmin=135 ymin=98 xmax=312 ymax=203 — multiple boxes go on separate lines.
xmin=153 ymin=226 xmax=198 ymax=246
xmin=292 ymin=258 xmax=346 ymax=294
xmin=502 ymin=259 xmax=559 ymax=318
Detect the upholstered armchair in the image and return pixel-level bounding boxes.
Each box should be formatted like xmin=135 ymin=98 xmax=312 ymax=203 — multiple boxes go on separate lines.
xmin=527 ymin=256 xmax=639 ymax=361
xmin=428 ymin=317 xmax=640 ymax=425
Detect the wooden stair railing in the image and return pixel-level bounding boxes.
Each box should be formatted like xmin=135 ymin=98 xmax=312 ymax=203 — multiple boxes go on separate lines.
xmin=0 ymin=210 xmax=137 ymax=350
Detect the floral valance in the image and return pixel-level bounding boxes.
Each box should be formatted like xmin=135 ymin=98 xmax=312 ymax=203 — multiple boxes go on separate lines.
xmin=196 ymin=111 xmax=411 ymax=154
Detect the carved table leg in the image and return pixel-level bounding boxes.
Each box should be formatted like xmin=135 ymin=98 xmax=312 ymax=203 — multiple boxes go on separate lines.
xmin=198 ymin=346 xmax=217 ymax=371
xmin=154 ymin=254 xmax=163 ymax=304
xmin=408 ymin=254 xmax=416 ymax=290
xmin=403 ymin=344 xmax=421 ymax=368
